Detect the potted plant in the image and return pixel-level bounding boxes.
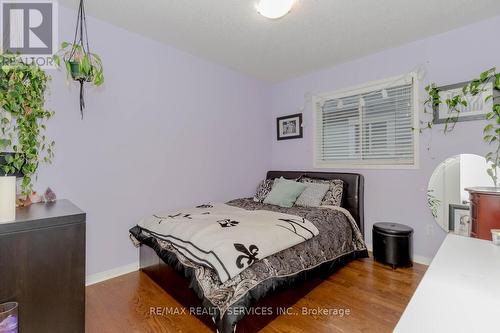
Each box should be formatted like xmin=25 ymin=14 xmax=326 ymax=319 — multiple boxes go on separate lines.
xmin=53 ymin=40 xmax=104 ymax=118
xmin=52 ymin=0 xmax=104 ymax=118
xmin=0 ymin=52 xmax=55 ymax=197
xmin=53 ymin=42 xmax=104 ymax=86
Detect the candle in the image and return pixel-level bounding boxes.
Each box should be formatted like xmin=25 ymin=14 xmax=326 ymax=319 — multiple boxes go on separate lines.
xmin=0 ymin=176 xmax=16 ymax=223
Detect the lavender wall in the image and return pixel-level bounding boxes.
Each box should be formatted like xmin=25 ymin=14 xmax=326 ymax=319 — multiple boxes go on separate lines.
xmin=270 ymin=16 xmax=500 ymax=261
xmin=33 ymin=7 xmax=500 ymax=277
xmin=36 ymin=7 xmax=271 ymax=277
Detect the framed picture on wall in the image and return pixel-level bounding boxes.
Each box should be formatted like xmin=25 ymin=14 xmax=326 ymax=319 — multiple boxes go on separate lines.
xmin=433 ymin=81 xmax=499 ymax=124
xmin=449 ymin=204 xmax=471 ymax=237
xmin=277 ymin=113 xmax=303 ymax=141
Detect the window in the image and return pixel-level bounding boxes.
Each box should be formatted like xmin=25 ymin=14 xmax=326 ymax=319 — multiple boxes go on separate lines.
xmin=313 ymin=74 xmax=419 ymax=168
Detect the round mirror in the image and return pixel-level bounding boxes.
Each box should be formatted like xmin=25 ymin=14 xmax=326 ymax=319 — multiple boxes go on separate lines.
xmin=428 ymin=154 xmax=494 ymax=236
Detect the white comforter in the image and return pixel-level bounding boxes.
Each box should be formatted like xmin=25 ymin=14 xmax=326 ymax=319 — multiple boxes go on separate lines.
xmin=138 ymin=203 xmax=319 ymax=282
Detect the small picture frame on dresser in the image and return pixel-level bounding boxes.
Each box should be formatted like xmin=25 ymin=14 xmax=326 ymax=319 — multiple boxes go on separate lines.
xmin=277 ymin=113 xmax=303 ymax=141
xmin=449 ymin=204 xmax=471 ymax=237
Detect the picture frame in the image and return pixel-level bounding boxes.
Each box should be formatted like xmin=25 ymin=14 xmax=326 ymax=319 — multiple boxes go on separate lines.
xmin=449 ymin=204 xmax=471 ymax=237
xmin=276 ymin=113 xmax=303 ymax=141
xmin=433 ymin=81 xmax=499 ymax=124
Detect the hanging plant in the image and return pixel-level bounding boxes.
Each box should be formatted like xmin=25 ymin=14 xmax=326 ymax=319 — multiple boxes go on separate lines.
xmin=53 ymin=0 xmax=104 ymax=118
xmin=0 ymin=52 xmax=55 ymax=195
xmin=416 ymin=67 xmax=500 ymax=186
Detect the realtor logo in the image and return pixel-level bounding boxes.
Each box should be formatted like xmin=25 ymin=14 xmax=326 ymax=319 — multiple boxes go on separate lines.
xmin=1 ymin=0 xmax=58 ymax=67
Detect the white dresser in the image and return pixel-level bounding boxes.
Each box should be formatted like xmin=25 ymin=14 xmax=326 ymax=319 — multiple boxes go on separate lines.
xmin=395 ymin=234 xmax=500 ymax=333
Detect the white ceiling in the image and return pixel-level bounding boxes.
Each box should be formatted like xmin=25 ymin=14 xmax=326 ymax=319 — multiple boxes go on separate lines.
xmin=59 ymin=0 xmax=500 ymax=82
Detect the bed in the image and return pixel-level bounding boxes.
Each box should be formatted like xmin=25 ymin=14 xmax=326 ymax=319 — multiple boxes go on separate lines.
xmin=129 ymin=171 xmax=367 ymax=332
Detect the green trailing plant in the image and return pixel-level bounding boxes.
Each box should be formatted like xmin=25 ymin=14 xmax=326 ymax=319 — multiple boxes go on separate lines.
xmin=417 ymin=67 xmax=500 ymax=186
xmin=427 ymin=189 xmax=441 ymax=219
xmin=53 ymin=42 xmax=104 ymax=86
xmin=52 ymin=0 xmax=104 ymax=117
xmin=0 ymin=53 xmax=55 ymax=195
xmin=53 ymin=41 xmax=104 ymax=118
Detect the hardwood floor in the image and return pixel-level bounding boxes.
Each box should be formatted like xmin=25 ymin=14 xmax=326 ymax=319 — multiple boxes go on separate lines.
xmin=86 ymin=256 xmax=426 ymax=333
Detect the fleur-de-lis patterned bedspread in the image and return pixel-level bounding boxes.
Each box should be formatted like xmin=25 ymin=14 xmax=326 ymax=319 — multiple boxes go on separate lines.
xmin=138 ymin=203 xmax=319 ymax=283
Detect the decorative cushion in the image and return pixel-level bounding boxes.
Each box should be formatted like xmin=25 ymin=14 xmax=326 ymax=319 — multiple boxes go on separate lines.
xmin=253 ymin=179 xmax=274 ymax=202
xmin=263 ymin=178 xmax=306 ymax=208
xmin=295 ymin=182 xmax=330 ymax=207
xmin=301 ymin=177 xmax=344 ymax=207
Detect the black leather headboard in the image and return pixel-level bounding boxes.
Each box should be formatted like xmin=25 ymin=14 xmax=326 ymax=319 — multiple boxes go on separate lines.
xmin=266 ymin=171 xmax=365 ymax=238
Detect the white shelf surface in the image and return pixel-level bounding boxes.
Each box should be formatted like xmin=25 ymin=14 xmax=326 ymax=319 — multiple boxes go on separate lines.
xmin=394 ymin=234 xmax=500 ymax=333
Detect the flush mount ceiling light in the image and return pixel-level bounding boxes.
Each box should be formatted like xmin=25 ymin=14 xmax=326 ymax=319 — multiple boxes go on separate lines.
xmin=256 ymin=0 xmax=296 ymax=19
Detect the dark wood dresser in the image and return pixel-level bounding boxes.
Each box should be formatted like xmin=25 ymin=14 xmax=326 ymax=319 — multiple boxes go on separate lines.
xmin=0 ymin=200 xmax=85 ymax=333
xmin=466 ymin=187 xmax=500 ymax=240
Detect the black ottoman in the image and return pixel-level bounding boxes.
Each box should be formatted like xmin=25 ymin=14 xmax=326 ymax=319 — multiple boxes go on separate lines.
xmin=373 ymin=222 xmax=413 ymax=269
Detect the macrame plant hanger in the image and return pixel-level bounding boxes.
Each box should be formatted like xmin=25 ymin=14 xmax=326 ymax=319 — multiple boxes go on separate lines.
xmin=69 ymin=0 xmax=91 ymax=118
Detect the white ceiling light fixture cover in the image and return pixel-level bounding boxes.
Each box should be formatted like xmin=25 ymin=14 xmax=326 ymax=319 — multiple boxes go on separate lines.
xmin=257 ymin=0 xmax=296 ymax=19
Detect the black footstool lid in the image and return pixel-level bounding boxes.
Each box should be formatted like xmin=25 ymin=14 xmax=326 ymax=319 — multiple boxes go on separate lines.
xmin=373 ymin=222 xmax=413 ymax=236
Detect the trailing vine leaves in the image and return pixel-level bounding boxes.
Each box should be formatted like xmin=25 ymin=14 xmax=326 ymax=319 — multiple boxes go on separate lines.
xmin=51 ymin=0 xmax=104 ymax=118
xmin=0 ymin=53 xmax=55 ymax=195
xmin=427 ymin=189 xmax=441 ymax=219
xmin=53 ymin=42 xmax=104 ymax=87
xmin=418 ymin=67 xmax=500 ymax=186
xmin=53 ymin=42 xmax=104 ymax=118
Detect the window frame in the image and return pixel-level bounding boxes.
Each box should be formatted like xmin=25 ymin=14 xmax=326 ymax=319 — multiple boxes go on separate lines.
xmin=312 ymin=73 xmax=420 ymax=170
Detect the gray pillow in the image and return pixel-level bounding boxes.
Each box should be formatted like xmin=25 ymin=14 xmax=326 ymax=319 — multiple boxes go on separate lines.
xmin=295 ymin=182 xmax=330 ymax=207
xmin=263 ymin=178 xmax=306 ymax=208
xmin=301 ymin=177 xmax=344 ymax=206
xmin=253 ymin=179 xmax=274 ymax=202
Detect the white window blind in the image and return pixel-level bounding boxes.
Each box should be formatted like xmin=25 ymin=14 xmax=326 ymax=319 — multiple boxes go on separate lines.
xmin=314 ymin=75 xmax=418 ymax=168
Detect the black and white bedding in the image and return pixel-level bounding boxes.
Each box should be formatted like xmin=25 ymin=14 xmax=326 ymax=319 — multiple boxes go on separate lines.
xmin=130 ymin=198 xmax=367 ymax=333
xmin=137 ymin=203 xmax=319 ymax=282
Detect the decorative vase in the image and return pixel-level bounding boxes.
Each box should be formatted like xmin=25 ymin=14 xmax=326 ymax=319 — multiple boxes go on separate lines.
xmin=0 ymin=176 xmax=16 ymax=223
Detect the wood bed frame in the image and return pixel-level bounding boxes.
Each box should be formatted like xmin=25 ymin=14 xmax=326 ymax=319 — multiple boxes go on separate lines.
xmin=139 ymin=171 xmax=365 ymax=332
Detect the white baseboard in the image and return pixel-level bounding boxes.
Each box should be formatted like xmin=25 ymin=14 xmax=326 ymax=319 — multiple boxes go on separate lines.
xmin=413 ymin=255 xmax=432 ymax=266
xmin=84 ymin=244 xmax=431 ymax=287
xmin=365 ymin=243 xmax=432 ymax=266
xmin=86 ymin=262 xmax=139 ymax=286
